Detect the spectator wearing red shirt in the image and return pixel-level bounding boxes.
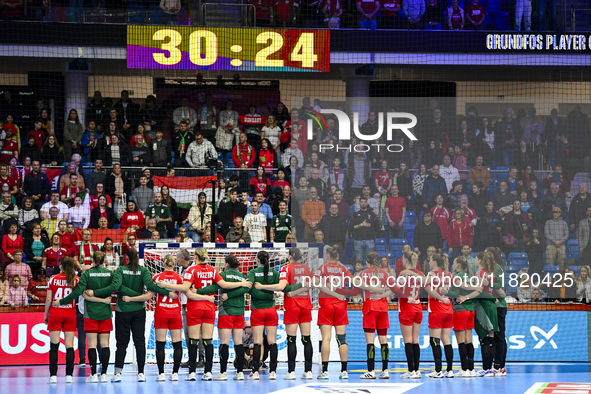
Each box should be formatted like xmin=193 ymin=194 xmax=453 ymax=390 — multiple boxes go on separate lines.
xmin=233 ymin=133 xmax=256 ymax=189
xmin=447 ymin=0 xmax=464 ymax=29
xmin=285 ymin=113 xmax=307 ymax=156
xmin=374 ymin=159 xmax=393 ymax=197
xmin=2 ymin=223 xmax=24 ymax=263
xmin=431 ymin=193 xmax=452 ymax=248
xmin=120 ymin=200 xmax=145 ymax=231
xmin=0 ymin=129 xmax=19 ymax=164
xmin=394 ymin=244 xmax=423 ymax=276
xmin=42 ymin=234 xmax=68 ymax=277
xmin=448 ymin=208 xmax=471 ymax=258
xmin=250 ymin=166 xmax=272 ymax=198
xmin=379 ymin=0 xmax=401 ymax=29
xmin=27 ymin=268 xmax=48 ymax=304
xmin=0 ymin=0 xmax=23 ymax=19
xmin=121 ymin=228 xmax=137 ymax=266
xmin=257 ymin=138 xmax=276 ymax=173
xmin=89 ymin=183 xmax=113 ymax=210
xmin=357 ymin=0 xmax=380 ymax=29
xmin=250 ymin=0 xmax=272 ymax=26
xmin=322 ymin=0 xmax=343 ymax=28
xmin=275 ymin=0 xmax=296 ymax=25
xmin=465 ymin=0 xmax=486 ymax=29
xmin=0 ymin=163 xmax=18 ymax=195
xmin=384 ymin=186 xmax=406 ymax=239
xmin=28 ymin=120 xmax=46 ymax=150
xmin=55 ymin=221 xmax=74 ymax=256
xmin=75 ymin=228 xmax=99 ymax=270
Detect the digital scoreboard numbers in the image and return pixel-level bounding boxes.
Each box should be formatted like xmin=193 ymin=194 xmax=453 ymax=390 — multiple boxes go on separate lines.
xmin=127 ymin=26 xmax=330 ymax=72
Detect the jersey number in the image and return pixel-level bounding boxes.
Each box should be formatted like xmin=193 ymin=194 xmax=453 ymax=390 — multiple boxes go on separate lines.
xmin=53 ymin=287 xmax=72 ymax=300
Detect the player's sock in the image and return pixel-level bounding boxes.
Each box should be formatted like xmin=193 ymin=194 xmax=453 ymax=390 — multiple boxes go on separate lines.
xmin=172 ymin=341 xmax=182 ymax=374
xmin=466 ymin=342 xmax=475 ymax=370
xmin=219 ymin=344 xmax=229 ymax=374
xmin=66 ymin=347 xmax=75 ymax=376
xmin=458 ymin=343 xmax=467 ymax=371
xmin=381 ymin=344 xmax=389 ymax=371
xmin=481 ymin=337 xmax=493 ymax=370
xmin=156 ymin=341 xmax=166 ymax=374
xmin=322 ymin=361 xmax=329 ymax=373
xmin=203 ymin=339 xmax=214 ymax=374
xmin=413 ymin=343 xmax=421 ymax=372
xmin=49 ymin=342 xmax=59 ymax=376
xmin=287 ymin=336 xmax=297 ymax=373
xmin=89 ymin=348 xmax=97 ymax=375
xmin=252 ymin=344 xmax=262 ymax=372
xmin=269 ymin=343 xmax=278 ymax=372
xmin=366 ymin=344 xmax=375 ymax=372
xmin=101 ymin=347 xmax=110 ymax=374
xmin=234 ymin=345 xmax=244 ymax=373
xmin=444 ymin=344 xmax=453 ymax=372
xmin=430 ymin=337 xmax=442 ymax=372
xmin=302 ymin=336 xmax=313 ymax=372
xmin=341 ymin=361 xmax=347 ymax=372
xmin=188 ymin=338 xmax=198 ymax=373
xmin=404 ymin=343 xmax=414 ymax=371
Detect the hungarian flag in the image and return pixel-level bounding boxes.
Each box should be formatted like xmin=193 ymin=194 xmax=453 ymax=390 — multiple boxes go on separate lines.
xmin=153 ymin=175 xmax=218 ymax=209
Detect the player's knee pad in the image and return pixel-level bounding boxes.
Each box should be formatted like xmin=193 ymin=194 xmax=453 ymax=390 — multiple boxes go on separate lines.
xmin=336 ymin=334 xmax=347 ymax=347
xmin=172 ymin=341 xmax=182 ymax=350
xmin=287 ymin=335 xmax=296 ymax=344
xmin=301 ymin=335 xmax=311 ymax=345
xmin=430 ymin=337 xmax=441 ymax=348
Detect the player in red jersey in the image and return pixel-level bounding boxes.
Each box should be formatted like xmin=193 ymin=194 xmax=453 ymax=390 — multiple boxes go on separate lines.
xmin=255 ymin=247 xmax=314 ymax=380
xmin=44 ymin=257 xmax=108 ymax=383
xmin=313 ymin=246 xmax=359 ymax=380
xmin=425 ymin=254 xmax=454 ymax=378
xmin=357 ymin=252 xmax=393 ymax=380
xmin=123 ymin=254 xmax=188 ymax=382
xmin=157 ymin=247 xmax=251 ymax=381
xmin=395 ymin=251 xmax=425 ymax=379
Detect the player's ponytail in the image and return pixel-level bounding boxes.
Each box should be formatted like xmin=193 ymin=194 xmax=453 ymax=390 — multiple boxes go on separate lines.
xmin=163 ymin=254 xmax=175 ymax=269
xmin=366 ymin=252 xmax=379 ymax=276
xmin=288 ymin=247 xmax=302 ymax=263
xmin=326 ymin=246 xmax=339 ymax=262
xmin=257 ymin=250 xmax=270 ymax=284
xmin=61 ymin=256 xmax=76 ymax=288
xmin=432 ymin=254 xmax=445 ymax=271
xmin=455 ymin=256 xmax=471 ymax=276
xmin=126 ymin=248 xmax=139 ymax=272
xmin=93 ymin=250 xmax=105 ymax=268
xmin=195 ymin=247 xmax=209 ymax=264
xmin=441 ymin=253 xmax=449 ymax=273
xmin=225 ymin=254 xmax=240 ymax=269
xmin=403 ymin=251 xmax=418 ymax=269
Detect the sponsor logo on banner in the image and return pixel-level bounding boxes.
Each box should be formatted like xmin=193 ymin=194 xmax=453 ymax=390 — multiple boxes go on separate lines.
xmin=524 ymin=383 xmax=591 ymax=394
xmin=266 ymin=383 xmax=421 ymax=394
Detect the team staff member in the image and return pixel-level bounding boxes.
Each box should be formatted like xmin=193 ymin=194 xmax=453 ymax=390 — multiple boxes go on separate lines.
xmin=270 ymin=200 xmax=292 ymax=242
xmin=486 ymin=246 xmax=508 ymax=376
xmin=197 ymin=254 xmax=250 ymax=381
xmin=157 ymin=247 xmax=252 ymax=381
xmin=122 ymin=254 xmax=187 ymax=382
xmin=54 ymin=251 xmax=114 ymax=383
xmin=314 ymin=246 xmax=360 ymax=380
xmin=85 ymin=248 xmax=174 ymax=383
xmin=255 ymin=247 xmax=314 ymax=380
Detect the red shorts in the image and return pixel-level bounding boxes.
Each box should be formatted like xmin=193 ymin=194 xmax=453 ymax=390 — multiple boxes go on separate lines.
xmin=84 ymin=318 xmax=113 ymax=334
xmin=284 ymin=306 xmax=312 ymax=325
xmin=155 ymin=314 xmax=183 ymax=330
xmin=318 ymin=302 xmax=349 ymax=326
xmin=48 ymin=315 xmax=76 ymax=332
xmin=399 ymin=311 xmax=423 ymax=327
xmin=218 ymin=315 xmax=245 ymax=329
xmin=428 ymin=312 xmax=453 ymax=329
xmin=250 ymin=307 xmax=279 ymax=327
xmin=363 ymin=311 xmax=390 ymax=330
xmin=453 ymin=310 xmax=475 ymax=331
xmin=187 ymin=309 xmax=216 ymax=326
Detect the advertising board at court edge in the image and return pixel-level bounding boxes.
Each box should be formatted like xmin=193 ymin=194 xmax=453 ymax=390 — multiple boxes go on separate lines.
xmin=307 ymin=109 xmax=418 ymax=154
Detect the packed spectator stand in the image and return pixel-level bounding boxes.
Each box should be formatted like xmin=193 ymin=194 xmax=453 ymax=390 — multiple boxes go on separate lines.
xmin=1 ymin=90 xmax=591 ymax=310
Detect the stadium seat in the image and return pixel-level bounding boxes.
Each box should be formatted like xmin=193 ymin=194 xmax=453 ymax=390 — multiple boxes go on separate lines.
xmin=217 ymin=152 xmax=223 ymax=161
xmin=225 ymin=152 xmax=233 ymax=161
xmin=508 ymin=252 xmax=528 ymax=265
xmin=568 ymin=239 xmax=579 ymax=248
xmin=406 ymin=211 xmax=415 ymax=218
xmin=345 ymin=265 xmax=354 ymax=274
xmin=376 ymin=238 xmax=387 ymax=252
xmin=495 ymin=166 xmax=510 ymax=172
xmin=569 ymin=266 xmax=581 ymax=274
xmin=544 ymin=266 xmax=560 ymax=273
xmin=403 ymin=217 xmax=415 ymax=225
xmin=389 ymin=238 xmax=408 ymax=246
xmin=443 ymin=252 xmax=452 ymax=259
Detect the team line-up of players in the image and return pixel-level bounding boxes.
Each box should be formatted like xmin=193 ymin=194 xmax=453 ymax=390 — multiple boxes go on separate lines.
xmin=44 ymin=245 xmax=509 ymax=384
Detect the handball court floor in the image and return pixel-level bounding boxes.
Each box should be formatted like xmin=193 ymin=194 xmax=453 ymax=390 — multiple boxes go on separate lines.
xmin=2 ymin=362 xmax=591 ymax=394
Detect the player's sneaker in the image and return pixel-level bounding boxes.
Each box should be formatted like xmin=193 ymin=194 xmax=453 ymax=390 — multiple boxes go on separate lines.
xmin=213 ymin=372 xmax=227 ymax=381
xmin=155 ymin=374 xmax=166 ymax=382
xmin=185 ymin=372 xmax=197 ymax=381
xmin=491 ymin=368 xmax=499 ymax=376
xmin=455 ymin=370 xmax=465 ymax=378
xmin=301 ymin=371 xmax=313 ymax=380
xmin=77 ymin=362 xmax=86 ymax=368
xmin=269 ymin=372 xmax=277 ymax=380
xmin=100 ymin=374 xmax=108 ymax=383
xmin=400 ymin=371 xmax=413 ymax=379
xmin=233 ymin=372 xmax=245 ymax=381
xmin=476 ymin=370 xmax=487 ymax=377
xmin=261 ymin=362 xmax=269 ymax=370
xmin=470 ymin=370 xmax=477 ymax=377
xmin=137 ymin=373 xmax=146 ymax=382
xmin=247 ymin=371 xmax=260 ymax=380
xmin=202 ymin=372 xmax=213 ymax=381
xmin=427 ymin=371 xmax=445 ymax=378
xmin=498 ymin=368 xmax=507 ymax=376
xmin=410 ymin=371 xmax=422 ymax=379
xmin=111 ymin=373 xmax=122 ymax=382
xmin=65 ymin=375 xmax=73 ymax=383
xmin=339 ymin=371 xmax=349 ymax=380
xmin=169 ymin=373 xmax=179 ymax=381
xmin=47 ymin=376 xmax=57 ymax=384
xmin=86 ymin=374 xmax=99 ymax=383
xmin=317 ymin=371 xmax=329 ymax=380
xmin=283 ymin=371 xmax=296 ymax=380
xmin=484 ymin=370 xmax=495 ymax=378
xmin=379 ymin=370 xmax=390 ymax=379
xmin=360 ymin=370 xmax=376 ymax=379
xmin=445 ymin=370 xmax=454 ymax=378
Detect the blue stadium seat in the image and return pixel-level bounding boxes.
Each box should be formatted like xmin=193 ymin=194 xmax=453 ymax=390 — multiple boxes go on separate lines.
xmin=227 ymin=161 xmax=235 ymax=168
xmin=389 ymin=238 xmax=409 ymax=246
xmin=470 ymin=252 xmax=477 ymax=258
xmin=403 ymin=217 xmax=415 ymax=225
xmin=568 ymin=239 xmax=579 ymax=247
xmin=569 ymin=266 xmax=581 ymax=274
xmin=508 ymin=252 xmax=527 ymax=265
xmin=217 ymin=152 xmax=223 ymax=161
xmin=225 ymin=152 xmax=233 ymax=161
xmin=345 ymin=265 xmax=354 ymax=274
xmin=495 ymin=166 xmax=510 ymax=172
xmin=544 ymin=266 xmax=560 ymax=273
xmin=500 ymin=252 xmax=506 ymax=263
xmin=405 ymin=224 xmax=416 ymax=232
xmin=376 ymin=238 xmax=387 ymax=252
xmin=570 ymin=247 xmax=581 ymax=260
xmin=443 ymin=252 xmax=452 ymax=259
xmin=405 ymin=231 xmax=414 ymax=241
xmin=406 ymin=211 xmax=415 ymax=218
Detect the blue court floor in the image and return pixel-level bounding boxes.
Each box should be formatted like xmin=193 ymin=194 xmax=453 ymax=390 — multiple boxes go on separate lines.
xmin=2 ymin=362 xmax=591 ymax=394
